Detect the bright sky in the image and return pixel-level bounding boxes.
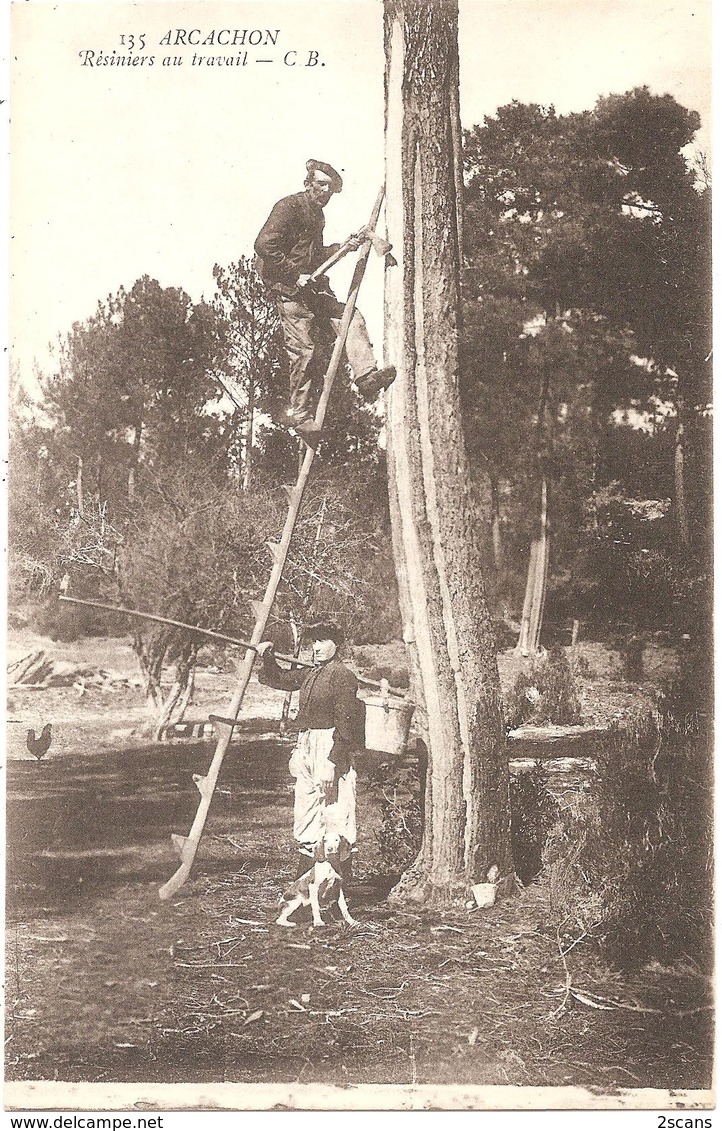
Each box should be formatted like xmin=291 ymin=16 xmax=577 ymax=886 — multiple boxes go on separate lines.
xmin=9 ymin=0 xmax=712 ymax=386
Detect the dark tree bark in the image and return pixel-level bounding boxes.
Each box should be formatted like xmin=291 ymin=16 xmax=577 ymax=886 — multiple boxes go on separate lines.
xmin=383 ymin=0 xmax=513 ymax=906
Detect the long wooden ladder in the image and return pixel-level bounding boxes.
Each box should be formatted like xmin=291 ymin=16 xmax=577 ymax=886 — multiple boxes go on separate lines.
xmin=158 ymin=187 xmax=385 ymax=901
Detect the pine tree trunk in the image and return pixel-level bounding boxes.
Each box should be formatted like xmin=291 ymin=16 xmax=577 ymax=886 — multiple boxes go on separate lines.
xmin=128 ymin=422 xmax=142 ymax=502
xmin=517 ymin=540 xmax=538 ymax=657
xmin=384 ymin=0 xmax=512 ymax=907
xmin=516 ymin=478 xmax=549 ymax=656
xmin=96 ymin=452 xmax=104 ymax=501
xmin=529 ymin=477 xmax=550 ymax=649
xmin=243 ymin=383 xmax=255 ymax=493
xmin=490 ymin=474 xmax=503 ymax=572
xmin=674 ymin=395 xmax=690 ymax=547
xmin=76 ymin=455 xmax=84 ymax=516
xmin=517 ymin=362 xmax=551 ymax=656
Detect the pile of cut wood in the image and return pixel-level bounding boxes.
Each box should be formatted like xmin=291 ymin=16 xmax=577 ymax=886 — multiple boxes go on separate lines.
xmin=8 ymin=650 xmax=139 ymax=692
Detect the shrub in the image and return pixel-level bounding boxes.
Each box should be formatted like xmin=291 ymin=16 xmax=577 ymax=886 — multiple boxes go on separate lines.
xmin=370 ymin=758 xmax=423 ymax=873
xmin=510 ymin=763 xmax=560 ymax=885
xmin=543 ymin=711 xmax=714 ymax=968
xmin=31 ymin=597 xmax=130 ymax=641
xmin=542 ymin=792 xmax=607 ymax=940
xmin=506 ymin=645 xmax=583 ymax=729
xmin=660 ymin=631 xmax=713 ymax=735
xmin=7 ymin=610 xmax=29 ymax=630
xmin=620 ymin=634 xmax=646 ymax=680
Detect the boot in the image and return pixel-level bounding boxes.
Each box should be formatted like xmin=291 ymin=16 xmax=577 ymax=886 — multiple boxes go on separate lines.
xmin=294 ymin=417 xmax=323 ymax=450
xmin=356 ymin=366 xmax=396 ymax=402
xmin=281 ymin=407 xmax=323 ymax=449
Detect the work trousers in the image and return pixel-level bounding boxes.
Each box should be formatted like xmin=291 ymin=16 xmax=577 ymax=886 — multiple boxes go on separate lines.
xmin=289 ymin=727 xmax=357 ymax=858
xmin=274 ymin=288 xmax=376 ymax=417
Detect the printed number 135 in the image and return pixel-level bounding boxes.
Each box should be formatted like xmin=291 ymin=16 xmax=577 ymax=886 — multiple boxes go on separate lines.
xmin=119 ymin=34 xmax=146 ymax=51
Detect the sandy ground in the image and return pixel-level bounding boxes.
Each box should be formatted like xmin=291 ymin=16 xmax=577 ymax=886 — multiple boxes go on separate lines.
xmin=6 ymin=630 xmax=710 ymax=1096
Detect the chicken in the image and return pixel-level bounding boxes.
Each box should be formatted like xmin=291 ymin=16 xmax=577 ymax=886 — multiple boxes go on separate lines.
xmin=26 ymin=723 xmax=52 ymax=760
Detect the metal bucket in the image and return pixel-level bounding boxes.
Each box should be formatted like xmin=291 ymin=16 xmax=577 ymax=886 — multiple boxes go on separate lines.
xmin=363 ymin=688 xmax=414 ymax=755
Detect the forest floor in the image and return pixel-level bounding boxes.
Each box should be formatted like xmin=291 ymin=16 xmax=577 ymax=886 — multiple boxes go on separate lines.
xmin=4 ymin=630 xmax=713 ymax=1102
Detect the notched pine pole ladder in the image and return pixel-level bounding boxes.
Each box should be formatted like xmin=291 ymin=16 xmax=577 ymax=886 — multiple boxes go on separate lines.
xmin=156 ymin=187 xmax=386 ymax=900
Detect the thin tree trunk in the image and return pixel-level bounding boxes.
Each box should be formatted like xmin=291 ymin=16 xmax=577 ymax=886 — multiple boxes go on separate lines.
xmin=133 ymin=632 xmax=166 ymax=713
xmin=530 ymin=477 xmax=550 ymax=649
xmin=143 ymin=664 xmax=164 ymax=713
xmin=150 ymin=650 xmax=197 ymax=739
xmin=96 ymin=452 xmax=103 ymax=501
xmin=128 ymin=422 xmax=142 ymax=502
xmin=516 ymin=478 xmax=550 ymax=656
xmin=154 ymin=682 xmax=183 ymax=741
xmin=76 ymin=455 xmax=84 ymax=516
xmin=517 ymin=540 xmax=538 ymax=657
xmin=243 ymin=383 xmax=255 ymax=492
xmin=131 ymin=624 xmax=198 ymax=737
xmin=384 ymin=0 xmax=512 ymax=907
xmin=516 ymin=364 xmax=551 ymax=655
xmin=674 ymin=395 xmax=690 ymax=547
xmin=174 ymin=656 xmax=196 ymax=722
xmin=490 ymin=474 xmax=503 ymax=572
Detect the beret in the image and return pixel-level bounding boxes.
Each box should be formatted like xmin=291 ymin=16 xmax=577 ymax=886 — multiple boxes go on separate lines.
xmin=306 ymin=159 xmax=343 ymax=193
xmin=305 ymin=620 xmax=345 ymax=645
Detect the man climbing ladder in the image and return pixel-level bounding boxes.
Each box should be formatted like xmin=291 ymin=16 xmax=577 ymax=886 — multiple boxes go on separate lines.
xmin=157 ymin=185 xmax=391 ymax=900
xmin=255 ymin=159 xmax=395 ymax=446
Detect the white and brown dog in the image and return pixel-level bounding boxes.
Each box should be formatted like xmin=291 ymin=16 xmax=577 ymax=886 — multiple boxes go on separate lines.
xmin=276 ymin=833 xmax=358 ymax=928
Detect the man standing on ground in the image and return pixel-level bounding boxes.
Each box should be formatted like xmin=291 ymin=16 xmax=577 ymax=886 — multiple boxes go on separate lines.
xmin=254 ymin=159 xmax=395 ymax=445
xmin=256 ymin=622 xmax=365 ymax=878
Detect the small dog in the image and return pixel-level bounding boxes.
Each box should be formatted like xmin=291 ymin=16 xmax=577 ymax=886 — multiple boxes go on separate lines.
xmin=276 ymin=833 xmax=358 ymax=928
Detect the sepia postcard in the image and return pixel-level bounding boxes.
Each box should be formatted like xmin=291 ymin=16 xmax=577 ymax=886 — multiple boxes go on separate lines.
xmin=6 ymin=0 xmax=714 ymax=1117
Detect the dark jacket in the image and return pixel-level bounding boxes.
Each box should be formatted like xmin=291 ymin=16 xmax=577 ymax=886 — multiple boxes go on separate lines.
xmin=258 ymin=654 xmax=365 ymax=772
xmin=254 ymin=191 xmax=338 ymax=292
